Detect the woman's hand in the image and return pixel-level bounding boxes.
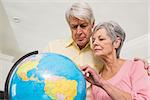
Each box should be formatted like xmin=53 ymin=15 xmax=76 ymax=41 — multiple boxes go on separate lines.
xmin=80 ymin=65 xmax=133 ymax=100
xmin=80 ymin=65 xmax=102 ymax=86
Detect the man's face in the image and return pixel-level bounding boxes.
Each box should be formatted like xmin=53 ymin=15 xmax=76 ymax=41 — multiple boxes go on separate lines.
xmin=69 ymin=16 xmax=93 ymax=49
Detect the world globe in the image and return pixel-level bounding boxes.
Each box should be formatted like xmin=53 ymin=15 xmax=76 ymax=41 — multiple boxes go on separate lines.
xmin=5 ymin=51 xmax=86 ymax=100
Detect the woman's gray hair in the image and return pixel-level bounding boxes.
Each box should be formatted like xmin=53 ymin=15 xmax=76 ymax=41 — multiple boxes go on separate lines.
xmin=93 ymin=21 xmax=126 ymax=58
xmin=65 ymin=2 xmax=95 ymax=24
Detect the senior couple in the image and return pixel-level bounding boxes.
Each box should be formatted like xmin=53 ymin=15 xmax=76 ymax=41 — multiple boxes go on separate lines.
xmin=42 ymin=2 xmax=150 ymax=100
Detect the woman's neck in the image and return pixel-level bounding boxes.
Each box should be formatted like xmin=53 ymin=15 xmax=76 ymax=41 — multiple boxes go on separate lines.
xmin=104 ymin=58 xmax=119 ymax=73
xmin=99 ymin=54 xmax=125 ymax=73
xmin=99 ymin=55 xmax=126 ymax=80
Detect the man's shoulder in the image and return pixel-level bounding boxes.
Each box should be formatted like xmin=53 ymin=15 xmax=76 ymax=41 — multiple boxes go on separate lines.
xmin=48 ymin=38 xmax=72 ymax=46
xmin=41 ymin=38 xmax=74 ymax=54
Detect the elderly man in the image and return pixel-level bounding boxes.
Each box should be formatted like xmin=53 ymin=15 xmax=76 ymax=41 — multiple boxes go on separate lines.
xmin=42 ymin=2 xmax=149 ymax=100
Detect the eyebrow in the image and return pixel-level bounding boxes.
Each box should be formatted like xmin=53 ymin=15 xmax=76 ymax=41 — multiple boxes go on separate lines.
xmin=98 ymin=35 xmax=102 ymax=38
xmin=71 ymin=23 xmax=88 ymax=25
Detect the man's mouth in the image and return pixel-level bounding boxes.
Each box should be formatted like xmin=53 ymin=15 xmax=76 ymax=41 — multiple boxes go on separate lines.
xmin=78 ymin=37 xmax=85 ymax=41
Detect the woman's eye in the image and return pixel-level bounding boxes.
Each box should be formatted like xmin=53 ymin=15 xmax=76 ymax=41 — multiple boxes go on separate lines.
xmin=99 ymin=38 xmax=104 ymax=41
xmin=92 ymin=39 xmax=95 ymax=43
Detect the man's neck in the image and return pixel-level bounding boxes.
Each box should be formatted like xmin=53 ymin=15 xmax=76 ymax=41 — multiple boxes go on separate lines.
xmin=78 ymin=45 xmax=86 ymax=50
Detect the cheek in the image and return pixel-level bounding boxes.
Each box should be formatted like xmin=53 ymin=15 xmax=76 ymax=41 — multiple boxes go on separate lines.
xmin=104 ymin=44 xmax=114 ymax=53
xmin=105 ymin=42 xmax=112 ymax=47
xmin=72 ymin=31 xmax=76 ymax=37
xmin=101 ymin=42 xmax=113 ymax=49
xmin=84 ymin=28 xmax=92 ymax=37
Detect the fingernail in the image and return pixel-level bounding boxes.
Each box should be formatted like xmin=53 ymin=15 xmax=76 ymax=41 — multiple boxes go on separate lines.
xmin=86 ymin=73 xmax=89 ymax=77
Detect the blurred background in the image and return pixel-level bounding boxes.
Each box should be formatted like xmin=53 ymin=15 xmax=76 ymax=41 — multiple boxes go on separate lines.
xmin=0 ymin=0 xmax=149 ymax=91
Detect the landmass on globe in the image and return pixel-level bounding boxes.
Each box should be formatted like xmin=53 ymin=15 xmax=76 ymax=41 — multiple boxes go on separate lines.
xmin=44 ymin=76 xmax=77 ymax=100
xmin=17 ymin=59 xmax=39 ymax=81
xmin=16 ymin=58 xmax=78 ymax=100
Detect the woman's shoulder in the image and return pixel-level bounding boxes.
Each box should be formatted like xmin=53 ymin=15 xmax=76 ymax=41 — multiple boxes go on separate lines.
xmin=122 ymin=59 xmax=144 ymax=68
xmin=128 ymin=60 xmax=147 ymax=77
xmin=130 ymin=60 xmax=144 ymax=70
xmin=120 ymin=59 xmax=145 ymax=75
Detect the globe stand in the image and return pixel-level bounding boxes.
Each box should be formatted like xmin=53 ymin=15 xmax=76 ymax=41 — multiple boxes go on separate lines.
xmin=4 ymin=51 xmax=86 ymax=100
xmin=4 ymin=51 xmax=38 ymax=99
xmin=0 ymin=91 xmax=6 ymax=99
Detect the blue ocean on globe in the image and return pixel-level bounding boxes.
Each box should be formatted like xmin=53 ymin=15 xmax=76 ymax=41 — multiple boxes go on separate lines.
xmin=8 ymin=53 xmax=86 ymax=100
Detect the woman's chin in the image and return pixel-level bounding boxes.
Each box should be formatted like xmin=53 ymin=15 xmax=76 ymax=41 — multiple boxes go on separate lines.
xmin=94 ymin=52 xmax=102 ymax=57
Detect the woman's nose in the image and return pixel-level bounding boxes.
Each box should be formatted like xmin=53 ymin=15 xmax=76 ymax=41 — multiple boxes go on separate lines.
xmin=93 ymin=39 xmax=98 ymax=46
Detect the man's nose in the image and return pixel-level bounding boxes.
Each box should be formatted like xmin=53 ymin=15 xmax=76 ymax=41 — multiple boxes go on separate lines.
xmin=76 ymin=26 xmax=82 ymax=35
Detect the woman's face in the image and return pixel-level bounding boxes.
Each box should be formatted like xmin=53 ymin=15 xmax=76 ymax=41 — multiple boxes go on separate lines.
xmin=92 ymin=28 xmax=115 ymax=57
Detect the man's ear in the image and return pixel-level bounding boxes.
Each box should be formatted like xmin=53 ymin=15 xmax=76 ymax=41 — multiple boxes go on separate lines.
xmin=113 ymin=37 xmax=121 ymax=49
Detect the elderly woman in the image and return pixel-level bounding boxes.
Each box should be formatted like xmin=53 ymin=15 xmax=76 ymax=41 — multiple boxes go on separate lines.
xmin=81 ymin=21 xmax=150 ymax=100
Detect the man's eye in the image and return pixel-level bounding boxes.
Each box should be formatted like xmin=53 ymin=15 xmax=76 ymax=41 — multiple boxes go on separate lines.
xmin=80 ymin=25 xmax=88 ymax=28
xmin=80 ymin=25 xmax=87 ymax=28
xmin=71 ymin=25 xmax=78 ymax=29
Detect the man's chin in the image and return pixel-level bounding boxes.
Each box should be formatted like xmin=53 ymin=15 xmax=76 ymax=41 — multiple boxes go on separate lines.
xmin=76 ymin=41 xmax=87 ymax=48
xmin=77 ymin=41 xmax=87 ymax=45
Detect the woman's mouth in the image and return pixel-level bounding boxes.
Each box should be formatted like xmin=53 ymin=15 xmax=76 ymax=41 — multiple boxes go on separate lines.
xmin=94 ymin=48 xmax=102 ymax=52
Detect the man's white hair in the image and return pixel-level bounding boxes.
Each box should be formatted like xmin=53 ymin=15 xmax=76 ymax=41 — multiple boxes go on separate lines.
xmin=65 ymin=2 xmax=95 ymax=24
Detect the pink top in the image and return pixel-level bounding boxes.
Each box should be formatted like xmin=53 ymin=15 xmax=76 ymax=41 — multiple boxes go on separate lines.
xmin=91 ymin=60 xmax=150 ymax=100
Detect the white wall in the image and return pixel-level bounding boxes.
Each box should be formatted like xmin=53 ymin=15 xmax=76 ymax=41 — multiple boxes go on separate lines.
xmin=1 ymin=0 xmax=148 ymax=60
xmin=0 ymin=1 xmax=17 ymax=91
xmin=0 ymin=0 xmax=149 ymax=90
xmin=148 ymin=0 xmax=150 ymax=61
xmin=0 ymin=1 xmax=22 ymax=58
xmin=149 ymin=0 xmax=150 ymax=33
xmin=121 ymin=34 xmax=148 ymax=59
xmin=0 ymin=53 xmax=14 ymax=91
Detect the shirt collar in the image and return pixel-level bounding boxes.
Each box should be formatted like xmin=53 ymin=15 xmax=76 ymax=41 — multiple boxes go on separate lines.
xmin=65 ymin=38 xmax=74 ymax=48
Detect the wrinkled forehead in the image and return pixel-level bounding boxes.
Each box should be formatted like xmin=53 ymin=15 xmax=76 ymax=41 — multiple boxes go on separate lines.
xmin=92 ymin=27 xmax=108 ymax=38
xmin=69 ymin=16 xmax=90 ymax=24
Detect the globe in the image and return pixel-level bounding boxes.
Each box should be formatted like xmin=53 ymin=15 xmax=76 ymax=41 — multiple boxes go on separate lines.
xmin=5 ymin=52 xmax=86 ymax=100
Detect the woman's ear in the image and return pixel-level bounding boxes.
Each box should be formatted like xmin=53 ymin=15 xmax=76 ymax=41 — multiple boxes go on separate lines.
xmin=113 ymin=37 xmax=121 ymax=49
